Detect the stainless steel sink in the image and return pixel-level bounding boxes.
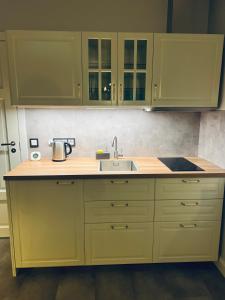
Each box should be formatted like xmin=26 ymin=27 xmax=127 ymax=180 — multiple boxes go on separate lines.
xmin=99 ymin=160 xmax=138 ymax=172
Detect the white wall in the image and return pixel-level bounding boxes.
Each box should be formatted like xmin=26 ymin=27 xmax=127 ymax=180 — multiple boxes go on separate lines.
xmin=0 ymin=0 xmax=168 ymax=32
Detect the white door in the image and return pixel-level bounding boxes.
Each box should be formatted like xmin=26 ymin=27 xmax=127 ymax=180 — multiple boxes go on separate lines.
xmin=0 ymin=35 xmax=21 ymax=237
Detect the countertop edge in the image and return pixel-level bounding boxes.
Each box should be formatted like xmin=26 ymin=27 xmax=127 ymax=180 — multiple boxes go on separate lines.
xmin=4 ymin=172 xmax=225 ymax=180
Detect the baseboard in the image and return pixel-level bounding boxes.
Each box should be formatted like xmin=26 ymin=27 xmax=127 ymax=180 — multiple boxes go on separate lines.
xmin=215 ymin=257 xmax=225 ymax=277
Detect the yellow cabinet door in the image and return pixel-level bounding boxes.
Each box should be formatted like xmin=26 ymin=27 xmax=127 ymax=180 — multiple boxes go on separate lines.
xmin=85 ymin=200 xmax=154 ymax=223
xmin=85 ymin=222 xmax=153 ymax=265
xmin=7 ymin=30 xmax=82 ymax=106
xmin=153 ymin=221 xmax=221 ymax=263
xmin=9 ymin=180 xmax=84 ymax=268
xmin=155 ymin=178 xmax=224 ymax=200
xmin=82 ymin=32 xmax=117 ymax=106
xmin=152 ymin=34 xmax=224 ymax=108
xmin=84 ymin=178 xmax=155 ymax=201
xmin=118 ymin=33 xmax=153 ymax=106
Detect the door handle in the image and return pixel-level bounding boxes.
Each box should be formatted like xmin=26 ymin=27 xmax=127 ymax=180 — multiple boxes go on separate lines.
xmin=111 ymin=83 xmax=116 ymax=102
xmin=110 ymin=180 xmax=128 ymax=184
xmin=56 ymin=181 xmax=75 ymax=185
xmin=1 ymin=141 xmax=16 ymax=147
xmin=180 ymin=224 xmax=197 ymax=228
xmin=111 ymin=203 xmax=129 ymax=207
xmin=180 ymin=202 xmax=199 ymax=207
xmin=182 ymin=179 xmax=200 ymax=184
xmin=153 ymin=84 xmax=158 ymax=99
xmin=111 ymin=225 xmax=128 ymax=230
xmin=119 ymin=83 xmax=123 ymax=101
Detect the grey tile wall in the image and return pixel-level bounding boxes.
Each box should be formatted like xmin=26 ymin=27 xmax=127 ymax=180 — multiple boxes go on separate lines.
xmin=25 ymin=109 xmax=200 ymax=158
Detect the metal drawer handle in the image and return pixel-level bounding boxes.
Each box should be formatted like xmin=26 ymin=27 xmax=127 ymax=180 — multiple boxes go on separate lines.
xmin=56 ymin=181 xmax=75 ymax=185
xmin=181 ymin=202 xmax=199 ymax=207
xmin=110 ymin=180 xmax=129 ymax=184
xmin=111 ymin=225 xmax=128 ymax=230
xmin=180 ymin=224 xmax=197 ymax=228
xmin=111 ymin=203 xmax=129 ymax=207
xmin=182 ymin=179 xmax=200 ymax=184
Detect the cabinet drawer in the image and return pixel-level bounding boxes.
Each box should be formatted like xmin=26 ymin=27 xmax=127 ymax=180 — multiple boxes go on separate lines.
xmin=153 ymin=221 xmax=220 ymax=263
xmin=155 ymin=199 xmax=223 ymax=222
xmin=85 ymin=223 xmax=153 ymax=265
xmin=85 ymin=201 xmax=154 ymax=223
xmin=156 ymin=178 xmax=224 ymax=200
xmin=84 ymin=179 xmax=155 ymax=201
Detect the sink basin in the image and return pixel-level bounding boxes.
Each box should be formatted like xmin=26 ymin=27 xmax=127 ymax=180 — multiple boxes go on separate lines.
xmin=99 ymin=160 xmax=138 ymax=172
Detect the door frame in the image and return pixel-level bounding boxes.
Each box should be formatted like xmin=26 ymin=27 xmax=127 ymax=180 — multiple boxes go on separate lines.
xmin=0 ymin=32 xmax=25 ymax=237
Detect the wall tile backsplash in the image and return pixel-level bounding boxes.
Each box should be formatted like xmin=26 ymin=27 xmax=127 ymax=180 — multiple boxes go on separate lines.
xmin=25 ymin=109 xmax=200 ymax=158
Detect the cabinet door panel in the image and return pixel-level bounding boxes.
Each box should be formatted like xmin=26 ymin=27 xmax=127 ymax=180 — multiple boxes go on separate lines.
xmin=7 ymin=31 xmax=82 ymax=105
xmin=85 ymin=223 xmax=153 ymax=265
xmin=152 ymin=34 xmax=224 ymax=108
xmin=82 ymin=32 xmax=117 ymax=105
xmin=10 ymin=180 xmax=84 ymax=267
xmin=156 ymin=178 xmax=224 ymax=200
xmin=84 ymin=179 xmax=155 ymax=201
xmin=118 ymin=33 xmax=153 ymax=106
xmin=153 ymin=221 xmax=220 ymax=262
xmin=155 ymin=199 xmax=223 ymax=222
xmin=85 ymin=200 xmax=154 ymax=223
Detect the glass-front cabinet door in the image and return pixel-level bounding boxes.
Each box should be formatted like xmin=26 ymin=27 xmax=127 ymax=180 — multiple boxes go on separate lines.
xmin=82 ymin=32 xmax=117 ymax=105
xmin=118 ymin=33 xmax=153 ymax=106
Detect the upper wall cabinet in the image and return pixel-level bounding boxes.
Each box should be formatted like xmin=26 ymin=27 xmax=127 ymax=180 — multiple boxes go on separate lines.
xmin=118 ymin=33 xmax=153 ymax=106
xmin=82 ymin=32 xmax=117 ymax=106
xmin=7 ymin=31 xmax=82 ymax=106
xmin=152 ymin=34 xmax=224 ymax=108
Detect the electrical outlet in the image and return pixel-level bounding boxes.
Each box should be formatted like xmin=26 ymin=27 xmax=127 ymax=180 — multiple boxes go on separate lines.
xmin=52 ymin=138 xmax=76 ymax=147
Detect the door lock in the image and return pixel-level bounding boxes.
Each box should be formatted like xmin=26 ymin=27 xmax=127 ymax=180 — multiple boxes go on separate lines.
xmin=1 ymin=141 xmax=16 ymax=147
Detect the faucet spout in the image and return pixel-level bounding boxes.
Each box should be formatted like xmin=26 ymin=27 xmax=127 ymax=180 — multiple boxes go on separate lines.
xmin=112 ymin=136 xmax=123 ymax=159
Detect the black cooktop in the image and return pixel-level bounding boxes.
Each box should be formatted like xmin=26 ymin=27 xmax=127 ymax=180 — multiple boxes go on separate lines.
xmin=158 ymin=157 xmax=204 ymax=172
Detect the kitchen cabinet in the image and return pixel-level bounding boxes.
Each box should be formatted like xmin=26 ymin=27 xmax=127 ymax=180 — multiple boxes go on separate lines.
xmin=85 ymin=223 xmax=153 ymax=265
xmin=82 ymin=32 xmax=117 ymax=105
xmin=6 ymin=31 xmax=224 ymax=108
xmin=7 ymin=31 xmax=82 ymax=106
xmin=153 ymin=221 xmax=221 ymax=262
xmin=5 ymin=176 xmax=224 ymax=275
xmin=152 ymin=34 xmax=224 ymax=108
xmin=153 ymin=178 xmax=224 ymax=263
xmin=118 ymin=33 xmax=153 ymax=106
xmin=8 ymin=180 xmax=84 ymax=268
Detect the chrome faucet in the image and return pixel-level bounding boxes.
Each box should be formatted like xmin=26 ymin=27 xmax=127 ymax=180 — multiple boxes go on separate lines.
xmin=112 ymin=136 xmax=123 ymax=159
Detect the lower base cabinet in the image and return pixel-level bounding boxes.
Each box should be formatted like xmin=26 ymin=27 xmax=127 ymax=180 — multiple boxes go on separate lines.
xmin=85 ymin=223 xmax=153 ymax=265
xmin=9 ymin=180 xmax=84 ymax=268
xmin=153 ymin=221 xmax=220 ymax=263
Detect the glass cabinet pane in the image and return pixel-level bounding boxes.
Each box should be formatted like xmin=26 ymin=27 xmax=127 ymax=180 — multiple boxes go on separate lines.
xmin=101 ymin=72 xmax=111 ymax=100
xmin=88 ymin=39 xmax=98 ymax=69
xmin=89 ymin=72 xmax=99 ymax=100
xmin=137 ymin=40 xmax=147 ymax=69
xmin=124 ymin=73 xmax=133 ymax=100
xmin=136 ymin=73 xmax=146 ymax=100
xmin=124 ymin=40 xmax=134 ymax=69
xmin=101 ymin=40 xmax=111 ymax=69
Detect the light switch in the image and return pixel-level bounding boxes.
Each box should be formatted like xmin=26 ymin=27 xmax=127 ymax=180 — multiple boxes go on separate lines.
xmin=29 ymin=138 xmax=39 ymax=148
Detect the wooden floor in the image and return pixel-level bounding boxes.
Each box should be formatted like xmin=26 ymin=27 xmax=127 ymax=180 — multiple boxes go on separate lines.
xmin=1 ymin=238 xmax=225 ymax=300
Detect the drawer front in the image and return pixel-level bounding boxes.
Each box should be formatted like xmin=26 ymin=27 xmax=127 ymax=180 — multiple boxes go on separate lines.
xmin=156 ymin=178 xmax=224 ymax=200
xmin=85 ymin=201 xmax=154 ymax=223
xmin=155 ymin=199 xmax=223 ymax=222
xmin=85 ymin=223 xmax=153 ymax=265
xmin=84 ymin=179 xmax=155 ymax=201
xmin=153 ymin=221 xmax=221 ymax=263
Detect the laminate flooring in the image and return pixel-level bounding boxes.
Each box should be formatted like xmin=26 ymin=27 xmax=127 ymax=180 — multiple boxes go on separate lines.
xmin=0 ymin=238 xmax=225 ymax=300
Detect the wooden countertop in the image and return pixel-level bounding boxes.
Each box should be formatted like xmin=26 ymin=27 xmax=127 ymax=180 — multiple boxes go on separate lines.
xmin=4 ymin=157 xmax=225 ymax=180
